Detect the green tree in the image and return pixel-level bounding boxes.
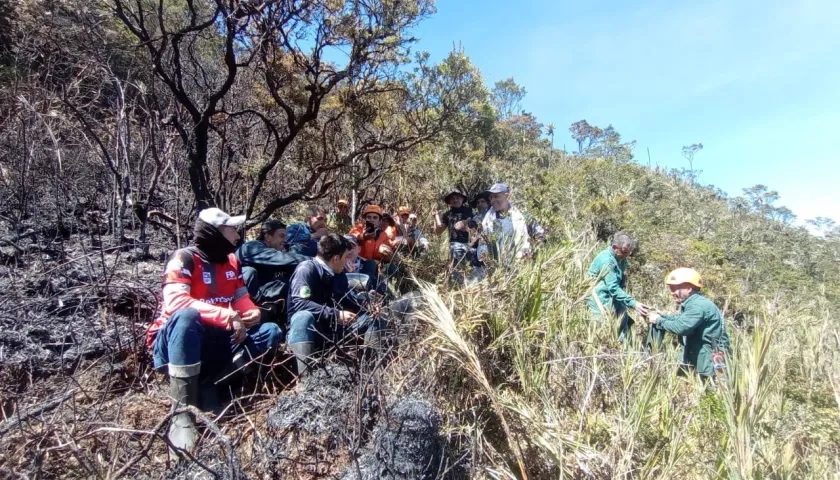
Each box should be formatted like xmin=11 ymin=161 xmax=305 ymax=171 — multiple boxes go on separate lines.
xmin=491 ymin=77 xmax=526 ymax=119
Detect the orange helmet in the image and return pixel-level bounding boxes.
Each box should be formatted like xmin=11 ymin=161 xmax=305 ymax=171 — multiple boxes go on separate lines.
xmin=665 ymin=268 xmax=703 ymax=288
xmin=361 ymin=204 xmax=383 ymax=217
xmin=397 ymin=206 xmax=410 ymax=215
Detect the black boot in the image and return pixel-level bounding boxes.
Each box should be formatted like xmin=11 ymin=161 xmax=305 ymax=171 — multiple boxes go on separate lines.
xmin=363 ymin=329 xmax=385 ymax=366
xmin=289 ymin=342 xmax=314 ymax=377
xmin=168 ymin=375 xmax=200 ymax=455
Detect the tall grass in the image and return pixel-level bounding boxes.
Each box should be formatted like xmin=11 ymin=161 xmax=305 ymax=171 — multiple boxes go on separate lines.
xmin=402 ymin=233 xmax=840 ymax=479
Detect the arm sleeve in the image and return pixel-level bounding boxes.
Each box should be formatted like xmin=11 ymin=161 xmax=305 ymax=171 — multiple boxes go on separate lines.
xmin=161 ymin=284 xmax=233 ymax=330
xmin=434 ymin=212 xmax=450 ymax=235
xmin=602 ymin=263 xmax=637 ymax=308
xmin=349 ymin=222 xmax=365 ymax=239
xmin=527 ymin=217 xmax=546 ymax=241
xmin=231 ymin=266 xmax=258 ymax=315
xmin=657 ymin=305 xmax=704 ymax=335
xmin=289 ymin=264 xmax=339 ymax=320
xmin=239 ymin=241 xmax=308 ymax=271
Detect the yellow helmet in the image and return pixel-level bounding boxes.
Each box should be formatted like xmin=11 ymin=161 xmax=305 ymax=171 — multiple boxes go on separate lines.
xmin=665 ymin=267 xmax=703 ymax=288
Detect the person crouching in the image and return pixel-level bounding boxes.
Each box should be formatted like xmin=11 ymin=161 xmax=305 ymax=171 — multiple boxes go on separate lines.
xmin=286 ymin=234 xmax=387 ymax=375
xmin=147 ymin=208 xmax=282 ymax=453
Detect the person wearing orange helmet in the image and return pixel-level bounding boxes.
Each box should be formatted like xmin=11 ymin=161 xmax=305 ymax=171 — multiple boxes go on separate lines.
xmin=349 ymin=204 xmax=395 ymax=262
xmin=647 ymin=268 xmax=730 ymax=381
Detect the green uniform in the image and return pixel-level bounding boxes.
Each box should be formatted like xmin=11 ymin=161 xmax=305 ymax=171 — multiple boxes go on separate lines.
xmin=655 ymin=292 xmax=729 ymax=377
xmin=586 ymin=248 xmax=638 ymax=317
xmin=328 ymin=212 xmax=352 ymax=234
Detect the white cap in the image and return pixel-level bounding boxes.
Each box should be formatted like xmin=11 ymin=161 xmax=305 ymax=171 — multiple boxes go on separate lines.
xmin=198 ymin=207 xmax=246 ymax=228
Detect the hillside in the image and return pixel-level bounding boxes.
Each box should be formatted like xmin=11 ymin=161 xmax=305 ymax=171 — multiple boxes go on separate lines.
xmin=1 ymin=1 xmax=839 ymax=478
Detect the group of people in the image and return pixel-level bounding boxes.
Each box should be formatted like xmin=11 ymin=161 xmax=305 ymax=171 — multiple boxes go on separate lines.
xmin=144 ymin=186 xmax=501 ymax=453
xmin=586 ymin=232 xmax=730 ymax=382
xmin=434 ymin=182 xmax=547 ymax=284
xmin=147 ymin=183 xmax=730 ymax=456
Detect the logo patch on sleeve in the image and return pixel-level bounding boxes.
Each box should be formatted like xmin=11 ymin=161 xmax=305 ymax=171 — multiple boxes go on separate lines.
xmin=299 ymin=286 xmax=311 ymax=298
xmin=202 ymin=272 xmax=212 ymax=284
xmin=225 ymin=270 xmax=235 ymax=280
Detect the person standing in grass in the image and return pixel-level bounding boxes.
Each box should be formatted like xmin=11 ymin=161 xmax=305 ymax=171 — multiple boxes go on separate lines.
xmin=433 ymin=188 xmax=474 ymax=284
xmin=586 ymin=232 xmax=650 ymax=340
xmin=647 ymin=268 xmax=730 ymax=381
xmin=478 ymin=183 xmax=546 ymax=266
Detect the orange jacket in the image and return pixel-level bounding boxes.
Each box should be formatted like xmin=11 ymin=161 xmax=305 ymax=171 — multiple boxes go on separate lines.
xmin=349 ymin=222 xmax=394 ymax=261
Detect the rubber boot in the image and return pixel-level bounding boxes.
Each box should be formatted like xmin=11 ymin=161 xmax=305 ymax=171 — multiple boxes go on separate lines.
xmin=212 ymin=348 xmax=251 ymax=387
xmin=168 ymin=375 xmax=199 ymax=455
xmin=363 ymin=329 xmax=384 ymax=366
xmin=290 ymin=342 xmax=315 ymax=378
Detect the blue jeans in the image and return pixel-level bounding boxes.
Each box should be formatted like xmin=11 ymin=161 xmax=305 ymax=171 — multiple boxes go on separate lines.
xmin=287 ymin=310 xmax=385 ymax=347
xmin=152 ymin=308 xmax=283 ymax=378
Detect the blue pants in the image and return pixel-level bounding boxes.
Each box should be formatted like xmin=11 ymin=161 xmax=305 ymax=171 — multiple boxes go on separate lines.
xmin=152 ymin=308 xmax=283 ymax=378
xmin=287 ymin=310 xmax=385 ymax=347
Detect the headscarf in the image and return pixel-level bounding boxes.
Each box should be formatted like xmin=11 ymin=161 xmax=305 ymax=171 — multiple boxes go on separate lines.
xmin=193 ymin=219 xmax=237 ymax=263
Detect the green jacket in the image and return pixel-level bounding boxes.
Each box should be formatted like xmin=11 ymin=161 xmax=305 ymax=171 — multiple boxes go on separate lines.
xmin=656 ymin=292 xmax=728 ymax=377
xmin=586 ymin=248 xmax=637 ymax=316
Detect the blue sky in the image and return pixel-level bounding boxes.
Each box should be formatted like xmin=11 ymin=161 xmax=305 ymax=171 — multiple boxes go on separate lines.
xmin=411 ymin=0 xmax=840 ymax=223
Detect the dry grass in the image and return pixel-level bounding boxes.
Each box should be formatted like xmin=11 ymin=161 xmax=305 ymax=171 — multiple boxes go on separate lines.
xmin=409 ymin=232 xmax=840 ymax=479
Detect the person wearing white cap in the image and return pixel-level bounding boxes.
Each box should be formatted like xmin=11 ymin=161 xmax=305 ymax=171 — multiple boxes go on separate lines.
xmin=478 ymin=183 xmax=546 ymax=265
xmin=147 ymin=207 xmax=282 ymax=453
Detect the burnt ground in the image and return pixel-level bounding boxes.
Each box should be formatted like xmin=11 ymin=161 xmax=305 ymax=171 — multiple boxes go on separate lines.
xmin=0 ymin=230 xmax=469 ymax=479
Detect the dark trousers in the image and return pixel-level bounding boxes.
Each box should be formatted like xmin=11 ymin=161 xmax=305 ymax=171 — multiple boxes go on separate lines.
xmin=152 ymin=308 xmax=282 ymax=379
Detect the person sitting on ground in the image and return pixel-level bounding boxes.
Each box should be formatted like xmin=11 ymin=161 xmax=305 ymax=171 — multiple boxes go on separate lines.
xmin=478 ymin=183 xmax=546 ymax=266
xmin=382 ymin=212 xmax=400 ymax=242
xmin=406 ymin=213 xmax=429 ymax=255
xmin=349 ymin=204 xmax=399 ymax=292
xmin=335 ymin=234 xmax=378 ymax=303
xmin=586 ymin=232 xmax=651 ymax=341
xmin=148 ymin=208 xmax=282 ymax=452
xmin=471 ymin=191 xmax=491 ymax=224
xmin=395 ymin=206 xmax=412 ymax=236
xmin=286 ymin=206 xmax=330 ymax=257
xmin=286 ymin=234 xmax=387 ymax=375
xmin=647 ymin=268 xmax=730 ymax=382
xmin=328 ymin=199 xmax=353 ymax=233
xmin=433 ymin=188 xmax=474 ymax=283
xmin=349 ymin=204 xmax=396 ymax=263
xmin=285 ymin=223 xmax=314 ymax=257
xmin=236 ymin=220 xmax=310 ymax=322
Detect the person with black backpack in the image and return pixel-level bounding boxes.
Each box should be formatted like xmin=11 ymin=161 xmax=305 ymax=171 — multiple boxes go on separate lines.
xmin=236 ymin=220 xmax=310 ymax=323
